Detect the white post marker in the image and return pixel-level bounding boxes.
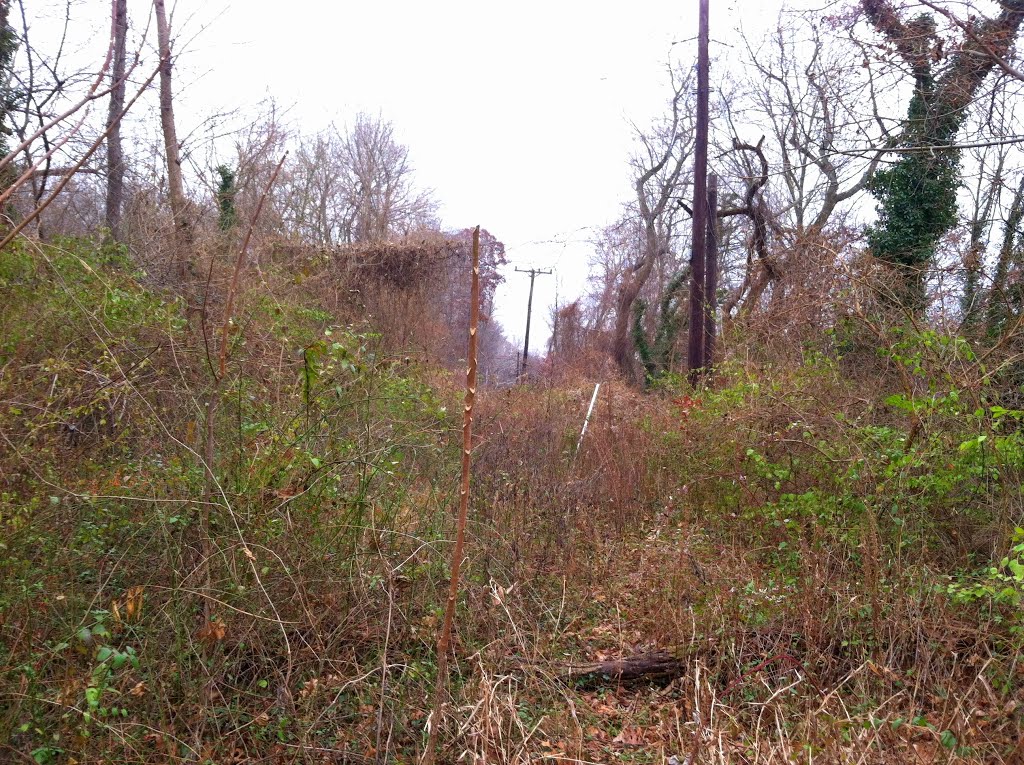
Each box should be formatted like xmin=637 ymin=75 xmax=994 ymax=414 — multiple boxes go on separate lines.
xmin=574 ymin=382 xmax=601 ymax=460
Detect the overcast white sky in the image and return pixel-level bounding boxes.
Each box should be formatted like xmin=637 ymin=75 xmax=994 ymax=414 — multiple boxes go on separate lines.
xmin=40 ymin=0 xmax=834 ymax=349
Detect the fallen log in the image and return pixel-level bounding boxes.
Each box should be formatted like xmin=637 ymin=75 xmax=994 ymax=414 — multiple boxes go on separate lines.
xmin=564 ymin=650 xmax=685 ymax=685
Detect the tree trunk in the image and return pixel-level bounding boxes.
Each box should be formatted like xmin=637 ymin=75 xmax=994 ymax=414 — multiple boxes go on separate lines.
xmin=104 ymin=0 xmax=127 ymax=241
xmin=564 ymin=650 xmax=685 ymax=685
xmin=611 ymin=234 xmax=657 ymax=380
xmin=861 ymin=0 xmax=1024 ymax=311
xmin=0 ymin=0 xmax=15 ymax=159
xmin=154 ymin=0 xmax=190 ymax=276
xmin=987 ymin=174 xmax=1024 ymax=337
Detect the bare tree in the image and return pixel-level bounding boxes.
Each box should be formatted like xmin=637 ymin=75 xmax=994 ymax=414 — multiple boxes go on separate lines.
xmin=7 ymin=0 xmax=117 ymax=225
xmin=737 ymin=16 xmax=889 ymax=236
xmin=281 ymin=131 xmax=345 ymax=245
xmin=610 ymin=66 xmax=695 ymax=379
xmin=0 ymin=0 xmax=161 ymax=247
xmin=226 ymin=100 xmax=290 ymax=241
xmin=960 ymin=91 xmax=1018 ymax=329
xmin=716 ymin=12 xmax=892 ymax=323
xmin=154 ymin=0 xmax=190 ymax=273
xmin=987 ymin=173 xmax=1024 ymax=337
xmin=340 ymin=113 xmax=437 ymax=243
xmin=572 ymin=218 xmax=644 ymax=349
xmin=717 ymin=137 xmax=777 ymax=320
xmin=277 ymin=115 xmax=436 ymax=246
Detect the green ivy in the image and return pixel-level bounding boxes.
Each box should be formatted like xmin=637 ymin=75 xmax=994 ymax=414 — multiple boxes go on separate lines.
xmin=867 ymin=20 xmax=964 ymax=311
xmin=215 ymin=164 xmax=238 ymax=231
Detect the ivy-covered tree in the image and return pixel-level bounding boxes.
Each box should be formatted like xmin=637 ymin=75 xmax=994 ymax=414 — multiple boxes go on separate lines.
xmin=861 ymin=0 xmax=1024 ymax=311
xmin=866 ymin=21 xmax=961 ymax=310
xmin=215 ymin=165 xmax=237 ymax=231
xmin=633 ymin=269 xmax=689 ymax=386
xmin=0 ymin=0 xmax=20 ymax=190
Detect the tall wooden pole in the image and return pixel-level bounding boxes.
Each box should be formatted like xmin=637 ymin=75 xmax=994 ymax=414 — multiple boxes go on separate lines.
xmin=522 ymin=269 xmax=536 ymax=375
xmin=515 ymin=266 xmax=551 ymax=379
xmin=704 ymin=173 xmax=719 ymax=372
xmin=687 ymin=0 xmax=710 ymax=384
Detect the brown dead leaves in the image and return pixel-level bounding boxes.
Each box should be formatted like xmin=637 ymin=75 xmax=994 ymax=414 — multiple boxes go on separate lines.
xmin=111 ymin=585 xmax=144 ymax=625
xmin=196 ymin=617 xmax=227 ymax=645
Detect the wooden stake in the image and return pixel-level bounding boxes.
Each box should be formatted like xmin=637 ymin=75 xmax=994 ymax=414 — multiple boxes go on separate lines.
xmin=423 ymin=226 xmax=480 ymax=765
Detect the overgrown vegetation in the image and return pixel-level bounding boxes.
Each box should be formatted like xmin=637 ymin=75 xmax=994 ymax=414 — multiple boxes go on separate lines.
xmin=4 ymin=235 xmax=1024 ymax=763
xmin=5 ymin=1 xmax=1024 ymax=764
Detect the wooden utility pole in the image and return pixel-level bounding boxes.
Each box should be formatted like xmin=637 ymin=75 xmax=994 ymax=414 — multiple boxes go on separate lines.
xmin=687 ymin=0 xmax=711 ymax=384
xmin=515 ymin=266 xmax=552 ymax=379
xmin=704 ymin=173 xmax=719 ymax=371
